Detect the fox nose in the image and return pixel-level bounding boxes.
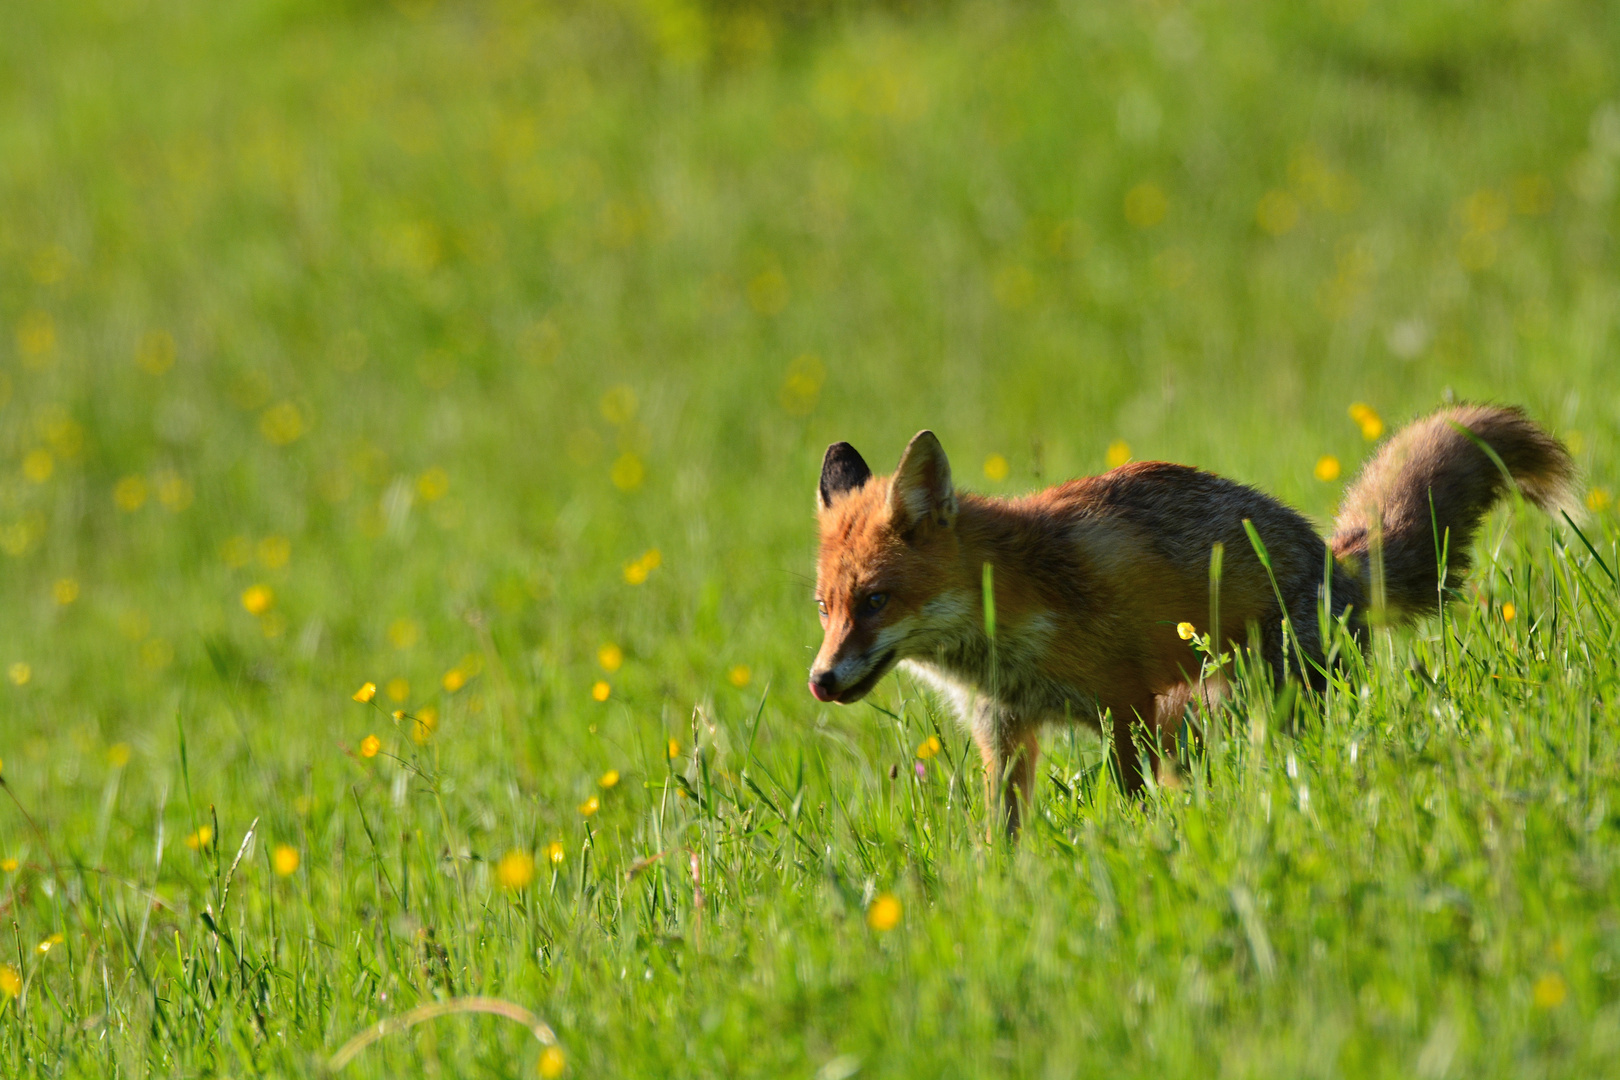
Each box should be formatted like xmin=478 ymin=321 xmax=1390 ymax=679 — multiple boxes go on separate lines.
xmin=808 ymin=670 xmax=839 ymax=702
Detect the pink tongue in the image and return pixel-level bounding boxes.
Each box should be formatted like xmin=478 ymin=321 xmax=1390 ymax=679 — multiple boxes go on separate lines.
xmin=808 ymin=680 xmax=833 ymax=702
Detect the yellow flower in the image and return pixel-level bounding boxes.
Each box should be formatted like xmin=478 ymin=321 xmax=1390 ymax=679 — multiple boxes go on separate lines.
xmin=915 ymin=735 xmax=942 ymax=760
xmin=53 ymin=578 xmax=79 ymax=605
xmin=727 ymin=664 xmax=751 ymax=688
xmin=545 ymin=840 xmax=567 ymax=865
xmin=983 ymin=453 xmax=1010 ymax=481
xmin=36 ymin=933 xmax=65 ymax=954
xmin=610 ymin=453 xmax=644 ymax=492
xmin=360 ymin=734 xmax=381 ymax=758
xmin=352 ymin=681 xmax=377 ymax=703
xmin=8 ymin=662 xmax=31 ymax=687
xmin=1533 ymin=972 xmax=1568 ymax=1009
xmin=496 ymin=849 xmax=536 ymax=890
xmin=185 ymin=825 xmax=214 ymax=851
xmin=591 ymin=680 xmax=611 ymax=702
xmin=598 ymin=643 xmax=623 ymax=673
xmin=386 ymin=677 xmax=410 ymax=702
xmin=0 ymin=965 xmax=20 ymax=998
xmin=0 ymin=858 xmax=17 ymax=872
xmin=1587 ymin=487 xmax=1612 ymax=512
xmin=22 ymin=449 xmax=53 ymax=483
xmin=387 ymin=618 xmax=421 ymax=650
xmin=272 ymin=844 xmax=300 ymax=876
xmin=259 ymin=401 xmax=305 ymax=446
xmin=410 ymin=707 xmax=438 ymax=746
xmin=1314 ymin=455 xmax=1342 ymax=482
xmin=538 ymin=1045 xmax=567 ymax=1078
xmin=416 ymin=467 xmax=449 ymax=502
xmin=442 ymin=667 xmax=467 ymax=692
xmin=113 ymin=475 xmax=149 ymax=511
xmin=1105 ymin=440 xmax=1131 ymax=470
xmin=253 ymin=535 xmax=290 ymax=569
xmin=599 ymin=769 xmax=620 ymax=789
xmin=1123 ymin=181 xmax=1168 ymax=228
xmin=667 ymin=737 xmax=681 ymax=760
xmin=867 ymin=892 xmax=902 ymax=932
xmin=1348 ymin=402 xmax=1384 ymax=441
xmin=623 ymin=548 xmax=662 ymax=585
xmin=1177 ymin=622 xmax=1196 ymax=640
xmin=578 ymin=796 xmax=600 ymax=817
xmin=107 ymin=743 xmax=132 ymax=768
xmin=1502 ymin=603 xmax=1517 ymax=622
xmin=242 ymin=585 xmax=275 ymax=616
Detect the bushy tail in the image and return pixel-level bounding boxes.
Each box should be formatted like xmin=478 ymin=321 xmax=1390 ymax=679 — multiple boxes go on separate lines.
xmin=1330 ymin=404 xmax=1577 ymax=621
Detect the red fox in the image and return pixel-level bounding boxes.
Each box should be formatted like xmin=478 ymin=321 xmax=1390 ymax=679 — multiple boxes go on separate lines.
xmin=808 ymin=405 xmax=1575 ymax=835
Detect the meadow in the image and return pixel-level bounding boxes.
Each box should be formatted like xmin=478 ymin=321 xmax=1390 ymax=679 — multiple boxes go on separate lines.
xmin=2 ymin=0 xmax=1619 ymax=1075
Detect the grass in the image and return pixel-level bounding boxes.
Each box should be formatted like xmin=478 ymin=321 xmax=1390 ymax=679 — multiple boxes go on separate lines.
xmin=1 ymin=0 xmax=1619 ymax=1075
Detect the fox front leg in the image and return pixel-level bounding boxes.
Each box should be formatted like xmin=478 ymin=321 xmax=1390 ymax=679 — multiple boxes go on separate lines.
xmin=972 ymin=701 xmax=1040 ymax=840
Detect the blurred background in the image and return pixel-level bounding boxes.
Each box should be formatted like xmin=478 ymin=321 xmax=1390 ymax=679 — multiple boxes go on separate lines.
xmin=0 ymin=0 xmax=1617 ymax=805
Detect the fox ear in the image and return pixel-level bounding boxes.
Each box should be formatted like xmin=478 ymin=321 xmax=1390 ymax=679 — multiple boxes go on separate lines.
xmin=889 ymin=430 xmax=956 ymax=534
xmin=818 ymin=442 xmax=872 ymax=510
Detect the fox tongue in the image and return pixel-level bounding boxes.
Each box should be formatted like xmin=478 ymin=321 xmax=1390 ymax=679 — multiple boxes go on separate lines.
xmin=808 ymin=680 xmax=834 ymax=702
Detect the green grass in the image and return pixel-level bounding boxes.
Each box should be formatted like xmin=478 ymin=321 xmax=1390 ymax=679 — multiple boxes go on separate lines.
xmin=2 ymin=0 xmax=1619 ymax=1075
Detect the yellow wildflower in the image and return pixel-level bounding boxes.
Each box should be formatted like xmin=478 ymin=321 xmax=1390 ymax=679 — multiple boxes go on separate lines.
xmin=983 ymin=454 xmax=1009 ymax=481
xmin=545 ymin=840 xmax=567 ymax=865
xmin=107 ymin=743 xmax=131 ymax=768
xmin=1349 ymin=402 xmax=1384 ymax=441
xmin=53 ymin=578 xmax=79 ymax=605
xmin=599 ymin=769 xmax=620 ymax=789
xmin=22 ymin=449 xmax=53 ymax=483
xmin=496 ymin=849 xmax=536 ymax=890
xmin=916 ymin=735 xmax=942 ymax=760
xmin=666 ymin=737 xmax=681 ymax=759
xmin=416 ymin=467 xmax=449 ymax=502
xmin=1502 ymin=603 xmax=1516 ymax=623
xmin=352 ymin=681 xmax=377 ymax=703
xmin=591 ymin=681 xmax=611 ymax=702
xmin=1177 ymin=622 xmax=1196 ymax=640
xmin=579 ymin=796 xmax=600 ymax=817
xmin=598 ymin=643 xmax=623 ymax=673
xmin=1105 ymin=440 xmax=1131 ymax=469
xmin=113 ymin=475 xmax=148 ymax=511
xmin=387 ymin=618 xmax=420 ymax=650
xmin=1314 ymin=455 xmax=1342 ymax=482
xmin=442 ymin=667 xmax=467 ymax=692
xmin=1533 ymin=972 xmax=1568 ymax=1009
xmin=241 ymin=585 xmax=275 ymax=616
xmin=538 ymin=1045 xmax=567 ymax=1078
xmin=360 ymin=734 xmax=381 ymax=758
xmin=867 ymin=892 xmax=902 ymax=932
xmin=185 ymin=825 xmax=213 ymax=850
xmin=1 ymin=858 xmax=17 ymax=872
xmin=272 ymin=844 xmax=300 ymax=876
xmin=411 ymin=707 xmax=438 ymax=746
xmin=8 ymin=662 xmax=31 ymax=687
xmin=727 ymin=664 xmax=751 ymax=688
xmin=1587 ymin=488 xmax=1612 ymax=512
xmin=36 ymin=933 xmax=65 ymax=954
xmin=0 ymin=965 xmax=20 ymax=998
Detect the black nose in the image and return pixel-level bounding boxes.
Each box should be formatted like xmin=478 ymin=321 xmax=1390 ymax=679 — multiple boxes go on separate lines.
xmin=809 ymin=670 xmax=839 ymax=702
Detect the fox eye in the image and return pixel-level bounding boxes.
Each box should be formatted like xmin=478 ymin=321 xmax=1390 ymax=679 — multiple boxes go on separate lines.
xmin=816 ymin=600 xmax=828 ymax=619
xmin=865 ymin=593 xmax=888 ymax=613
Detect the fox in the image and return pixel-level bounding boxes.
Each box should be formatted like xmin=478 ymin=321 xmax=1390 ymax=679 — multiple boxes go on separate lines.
xmin=807 ymin=404 xmax=1576 ymax=836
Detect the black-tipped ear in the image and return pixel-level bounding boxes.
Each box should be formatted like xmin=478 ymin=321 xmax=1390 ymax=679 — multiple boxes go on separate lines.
xmin=818 ymin=442 xmax=872 ymax=510
xmin=889 ymin=430 xmax=956 ymax=533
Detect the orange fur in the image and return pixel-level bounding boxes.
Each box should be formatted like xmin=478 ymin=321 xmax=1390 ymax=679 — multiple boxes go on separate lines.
xmin=809 ymin=410 xmax=1574 ymax=837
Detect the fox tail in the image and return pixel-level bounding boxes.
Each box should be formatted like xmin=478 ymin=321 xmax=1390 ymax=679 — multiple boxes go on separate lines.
xmin=1330 ymin=404 xmax=1577 ymax=621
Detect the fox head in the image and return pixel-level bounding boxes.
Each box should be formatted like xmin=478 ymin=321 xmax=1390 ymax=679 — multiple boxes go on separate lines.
xmin=808 ymin=430 xmax=967 ymax=704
